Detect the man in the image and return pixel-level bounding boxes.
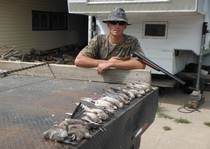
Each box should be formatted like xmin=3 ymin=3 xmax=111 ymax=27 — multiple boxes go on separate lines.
xmin=74 ymin=7 xmax=145 ymax=73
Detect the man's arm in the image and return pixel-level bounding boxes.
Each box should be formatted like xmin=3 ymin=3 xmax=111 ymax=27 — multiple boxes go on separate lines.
xmin=109 ymin=58 xmax=145 ymax=70
xmin=96 ymin=57 xmax=145 ymax=73
xmin=74 ymin=53 xmax=107 ymax=68
xmin=75 ymin=53 xmax=145 ymax=73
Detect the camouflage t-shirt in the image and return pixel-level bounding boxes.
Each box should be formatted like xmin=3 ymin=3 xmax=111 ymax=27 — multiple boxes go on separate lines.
xmin=80 ymin=34 xmax=144 ymax=60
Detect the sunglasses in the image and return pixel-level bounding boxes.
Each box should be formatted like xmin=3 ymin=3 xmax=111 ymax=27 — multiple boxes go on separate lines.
xmin=109 ymin=21 xmax=127 ymax=25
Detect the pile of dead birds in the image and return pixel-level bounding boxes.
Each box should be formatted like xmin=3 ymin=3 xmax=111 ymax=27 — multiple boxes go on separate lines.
xmin=43 ymin=82 xmax=153 ymax=145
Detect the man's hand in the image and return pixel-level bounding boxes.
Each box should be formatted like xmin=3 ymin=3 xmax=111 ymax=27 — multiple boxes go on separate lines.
xmin=96 ymin=62 xmax=112 ymax=74
xmin=96 ymin=56 xmax=132 ymax=74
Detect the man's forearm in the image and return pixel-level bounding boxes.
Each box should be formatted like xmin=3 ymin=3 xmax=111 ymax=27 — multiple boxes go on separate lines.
xmin=109 ymin=59 xmax=145 ymax=70
xmin=75 ymin=54 xmax=107 ymax=68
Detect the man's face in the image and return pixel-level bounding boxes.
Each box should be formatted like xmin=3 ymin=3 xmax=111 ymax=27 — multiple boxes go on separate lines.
xmin=107 ymin=21 xmax=127 ymax=37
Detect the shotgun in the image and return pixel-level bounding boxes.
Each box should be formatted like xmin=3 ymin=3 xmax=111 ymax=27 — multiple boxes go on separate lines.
xmin=134 ymin=52 xmax=186 ymax=86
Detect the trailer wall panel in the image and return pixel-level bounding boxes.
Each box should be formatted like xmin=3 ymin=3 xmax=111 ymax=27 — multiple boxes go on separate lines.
xmin=68 ymin=0 xmax=197 ymax=14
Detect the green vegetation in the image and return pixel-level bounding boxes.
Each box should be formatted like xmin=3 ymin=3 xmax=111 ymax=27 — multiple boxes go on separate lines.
xmin=174 ymin=118 xmax=191 ymax=124
xmin=157 ymin=106 xmax=174 ymax=120
xmin=158 ymin=112 xmax=174 ymax=120
xmin=163 ymin=126 xmax=172 ymax=131
xmin=156 ymin=106 xmax=166 ymax=113
xmin=204 ymin=122 xmax=210 ymax=127
xmin=157 ymin=106 xmax=191 ymax=124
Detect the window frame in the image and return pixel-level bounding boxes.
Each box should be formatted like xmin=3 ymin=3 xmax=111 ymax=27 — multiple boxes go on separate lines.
xmin=142 ymin=21 xmax=168 ymax=39
xmin=32 ymin=10 xmax=68 ymax=31
xmin=86 ymin=0 xmax=170 ymax=4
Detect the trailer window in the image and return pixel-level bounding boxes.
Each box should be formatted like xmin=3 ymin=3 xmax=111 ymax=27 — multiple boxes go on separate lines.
xmin=143 ymin=22 xmax=168 ymax=39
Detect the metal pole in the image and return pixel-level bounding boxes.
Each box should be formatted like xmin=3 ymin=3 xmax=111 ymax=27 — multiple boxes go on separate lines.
xmin=88 ymin=16 xmax=93 ymax=42
xmin=195 ymin=22 xmax=208 ymax=91
xmin=187 ymin=22 xmax=209 ymax=109
xmin=195 ymin=34 xmax=205 ymax=91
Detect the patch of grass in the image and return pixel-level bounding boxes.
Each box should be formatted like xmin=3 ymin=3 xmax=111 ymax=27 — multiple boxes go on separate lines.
xmin=204 ymin=122 xmax=210 ymax=127
xmin=156 ymin=106 xmax=165 ymax=113
xmin=157 ymin=106 xmax=191 ymax=125
xmin=163 ymin=126 xmax=172 ymax=131
xmin=156 ymin=105 xmax=167 ymax=113
xmin=156 ymin=106 xmax=174 ymax=119
xmin=158 ymin=112 xmax=174 ymax=120
xmin=174 ymin=118 xmax=191 ymax=124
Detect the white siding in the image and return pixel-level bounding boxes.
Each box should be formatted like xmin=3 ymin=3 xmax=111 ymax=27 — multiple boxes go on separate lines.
xmin=0 ymin=0 xmax=84 ymax=54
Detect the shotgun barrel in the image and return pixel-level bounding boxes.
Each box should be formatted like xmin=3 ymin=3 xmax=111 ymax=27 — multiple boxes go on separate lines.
xmin=134 ymin=52 xmax=186 ymax=86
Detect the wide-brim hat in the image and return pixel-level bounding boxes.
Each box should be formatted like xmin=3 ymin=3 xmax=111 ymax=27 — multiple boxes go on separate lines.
xmin=102 ymin=7 xmax=131 ymax=25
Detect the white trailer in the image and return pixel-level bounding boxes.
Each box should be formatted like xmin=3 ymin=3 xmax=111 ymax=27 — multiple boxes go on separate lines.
xmin=67 ymin=0 xmax=210 ymax=80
